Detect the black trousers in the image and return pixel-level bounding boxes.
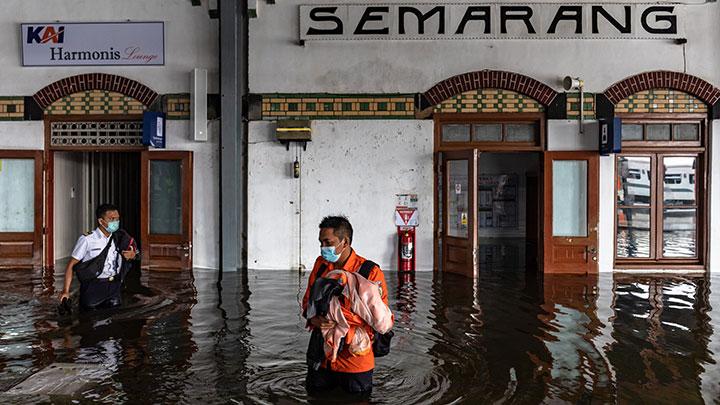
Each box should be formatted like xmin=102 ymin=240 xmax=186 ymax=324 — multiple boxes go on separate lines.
xmin=306 ymin=367 xmax=373 ymax=397
xmin=79 ymin=278 xmax=123 ymax=310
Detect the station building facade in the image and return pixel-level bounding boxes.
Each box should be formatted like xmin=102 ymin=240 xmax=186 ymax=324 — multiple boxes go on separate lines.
xmin=247 ymin=1 xmax=720 ymax=274
xmin=1 ymin=0 xmax=719 ymax=275
xmin=0 ymin=0 xmax=220 ymax=270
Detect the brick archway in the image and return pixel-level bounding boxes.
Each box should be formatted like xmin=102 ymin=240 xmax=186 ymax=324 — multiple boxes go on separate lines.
xmin=603 ymin=71 xmax=720 ymax=106
xmin=33 ymin=73 xmax=159 ymax=110
xmin=419 ymin=70 xmax=559 ymax=110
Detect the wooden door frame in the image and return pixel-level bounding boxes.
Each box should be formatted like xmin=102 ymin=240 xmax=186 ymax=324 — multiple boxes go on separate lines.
xmin=140 ymin=150 xmax=194 ymax=270
xmin=43 ymin=115 xmax=146 ymax=268
xmin=0 ymin=150 xmax=44 ymax=269
xmin=543 ymin=151 xmax=599 ymax=274
xmin=440 ymin=149 xmax=478 ymax=278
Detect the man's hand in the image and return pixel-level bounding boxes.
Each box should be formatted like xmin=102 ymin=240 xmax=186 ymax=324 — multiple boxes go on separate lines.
xmin=122 ymin=248 xmax=136 ymax=260
xmin=58 ymin=290 xmax=70 ymax=302
xmin=310 ymin=316 xmax=336 ymax=329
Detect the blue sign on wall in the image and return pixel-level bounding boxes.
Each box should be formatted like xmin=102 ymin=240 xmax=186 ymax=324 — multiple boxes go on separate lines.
xmin=599 ymin=117 xmax=621 ymax=156
xmin=142 ymin=111 xmax=166 ymax=148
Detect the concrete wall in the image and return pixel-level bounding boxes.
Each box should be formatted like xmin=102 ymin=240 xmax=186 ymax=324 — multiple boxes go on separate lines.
xmin=165 ymin=120 xmax=220 ymax=270
xmin=249 ymin=1 xmax=720 ymax=95
xmin=53 ymin=152 xmax=86 ymax=261
xmin=248 ymin=120 xmax=434 ymax=271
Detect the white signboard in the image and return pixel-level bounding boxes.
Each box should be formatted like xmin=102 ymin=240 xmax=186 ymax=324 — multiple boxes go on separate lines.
xmin=300 ymin=3 xmax=684 ymax=40
xmin=21 ymin=22 xmax=164 ymax=66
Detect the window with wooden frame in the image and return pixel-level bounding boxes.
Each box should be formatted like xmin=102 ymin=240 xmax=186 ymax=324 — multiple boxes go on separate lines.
xmin=435 ymin=114 xmax=544 ymax=151
xmin=615 ymin=115 xmax=707 ymax=268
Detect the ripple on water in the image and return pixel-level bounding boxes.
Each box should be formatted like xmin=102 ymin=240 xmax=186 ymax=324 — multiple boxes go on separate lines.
xmin=1 ymin=269 xmax=719 ymax=403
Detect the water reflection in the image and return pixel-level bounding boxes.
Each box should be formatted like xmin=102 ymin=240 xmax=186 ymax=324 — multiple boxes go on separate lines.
xmin=0 ymin=269 xmax=719 ymax=403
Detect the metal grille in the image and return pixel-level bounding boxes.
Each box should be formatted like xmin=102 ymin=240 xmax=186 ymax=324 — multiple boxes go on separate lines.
xmin=50 ymin=121 xmax=143 ymax=148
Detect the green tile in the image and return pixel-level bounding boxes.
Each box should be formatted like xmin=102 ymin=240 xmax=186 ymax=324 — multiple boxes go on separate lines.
xmin=288 ymin=103 xmax=298 ymax=111
xmin=378 ymin=102 xmax=387 ymax=111
xmin=342 ymin=102 xmax=352 ymax=111
xmin=360 ymin=102 xmax=370 ymax=111
xmin=305 ymin=102 xmax=316 ymax=111
xmin=324 ymin=102 xmax=333 ymax=111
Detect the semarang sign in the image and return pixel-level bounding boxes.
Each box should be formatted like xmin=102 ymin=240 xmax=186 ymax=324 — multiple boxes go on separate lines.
xmin=300 ymin=3 xmax=685 ymax=40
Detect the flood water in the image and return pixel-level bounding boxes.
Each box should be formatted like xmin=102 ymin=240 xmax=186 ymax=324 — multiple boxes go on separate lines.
xmin=1 ymin=267 xmax=720 ymax=404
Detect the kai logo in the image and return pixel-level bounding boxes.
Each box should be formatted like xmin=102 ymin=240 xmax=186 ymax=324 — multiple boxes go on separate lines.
xmin=26 ymin=25 xmax=65 ymax=44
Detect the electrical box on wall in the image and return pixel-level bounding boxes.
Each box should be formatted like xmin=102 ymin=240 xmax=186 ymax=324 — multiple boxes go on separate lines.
xmin=276 ymin=120 xmax=311 ymax=150
xmin=191 ymin=68 xmax=208 ymax=142
xmin=599 ymin=117 xmax=621 ymax=155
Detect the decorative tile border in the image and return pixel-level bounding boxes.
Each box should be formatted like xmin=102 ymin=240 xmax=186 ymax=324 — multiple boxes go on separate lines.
xmin=434 ymin=89 xmax=543 ymax=114
xmin=566 ymin=92 xmax=596 ymax=119
xmin=0 ymin=97 xmax=25 ymax=120
xmin=260 ymin=94 xmax=415 ymax=120
xmin=615 ymin=89 xmax=707 ymax=114
xmin=163 ymin=94 xmax=191 ymax=120
xmin=45 ymin=90 xmax=146 ymax=116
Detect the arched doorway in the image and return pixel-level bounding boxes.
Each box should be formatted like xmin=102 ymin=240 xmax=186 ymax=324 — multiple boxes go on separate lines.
xmin=422 ymin=70 xmax=559 ymax=278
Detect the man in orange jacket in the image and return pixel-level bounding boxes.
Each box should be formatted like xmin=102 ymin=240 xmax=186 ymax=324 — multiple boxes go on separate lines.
xmin=302 ymin=216 xmax=389 ymax=397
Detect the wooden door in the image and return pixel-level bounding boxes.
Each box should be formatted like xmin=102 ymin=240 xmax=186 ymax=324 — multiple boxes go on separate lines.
xmin=0 ymin=150 xmax=43 ymax=269
xmin=543 ymin=152 xmax=599 ymax=274
xmin=441 ymin=150 xmax=478 ymax=278
xmin=141 ymin=151 xmax=193 ymax=270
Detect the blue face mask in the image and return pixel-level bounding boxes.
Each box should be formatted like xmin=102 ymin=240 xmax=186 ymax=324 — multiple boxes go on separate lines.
xmin=321 ymin=242 xmax=345 ymax=263
xmin=105 ymin=220 xmax=120 ymax=233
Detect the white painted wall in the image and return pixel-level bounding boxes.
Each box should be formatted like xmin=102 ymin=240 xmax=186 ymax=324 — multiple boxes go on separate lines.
xmin=53 ymin=152 xmax=85 ymax=260
xmin=249 ymin=1 xmax=720 ymax=95
xmin=0 ymin=0 xmax=219 ymax=95
xmin=165 ymin=120 xmax=221 ymax=270
xmin=248 ymin=120 xmax=434 ymax=271
xmin=0 ymin=122 xmax=44 ymax=149
xmin=477 ymin=152 xmax=539 ymax=238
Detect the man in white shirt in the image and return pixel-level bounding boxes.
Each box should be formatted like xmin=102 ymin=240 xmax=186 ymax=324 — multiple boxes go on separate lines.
xmin=59 ymin=204 xmax=137 ymax=310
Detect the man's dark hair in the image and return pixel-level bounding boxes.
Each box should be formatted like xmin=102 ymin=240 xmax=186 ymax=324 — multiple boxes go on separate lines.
xmin=96 ymin=204 xmax=119 ymax=220
xmin=319 ymin=216 xmax=353 ymax=245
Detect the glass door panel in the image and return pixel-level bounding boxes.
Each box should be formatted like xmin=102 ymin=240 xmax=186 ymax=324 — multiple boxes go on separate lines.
xmin=0 ymin=159 xmax=35 ymax=232
xmin=447 ymin=160 xmax=469 ymax=238
xmin=552 ymin=160 xmax=587 ymax=237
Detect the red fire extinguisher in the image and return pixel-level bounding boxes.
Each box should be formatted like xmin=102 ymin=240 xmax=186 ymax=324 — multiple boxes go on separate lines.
xmin=399 ymin=227 xmax=415 ymax=272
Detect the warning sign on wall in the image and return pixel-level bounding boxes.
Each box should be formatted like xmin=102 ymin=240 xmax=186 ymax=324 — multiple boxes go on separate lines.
xmin=395 ymin=207 xmax=418 ymax=227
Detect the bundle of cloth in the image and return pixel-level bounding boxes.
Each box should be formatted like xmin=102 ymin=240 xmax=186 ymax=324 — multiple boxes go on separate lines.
xmin=306 ymin=269 xmax=394 ymax=364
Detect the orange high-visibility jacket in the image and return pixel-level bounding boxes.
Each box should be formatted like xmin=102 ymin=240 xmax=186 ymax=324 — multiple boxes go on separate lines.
xmin=302 ymin=249 xmax=389 ymax=373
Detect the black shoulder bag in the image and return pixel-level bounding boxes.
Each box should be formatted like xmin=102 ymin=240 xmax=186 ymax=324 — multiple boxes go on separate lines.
xmin=72 ymin=237 xmax=113 ymax=283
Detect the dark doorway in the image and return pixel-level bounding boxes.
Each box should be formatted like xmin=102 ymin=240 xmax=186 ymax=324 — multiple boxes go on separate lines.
xmin=476 ymin=152 xmax=541 ymax=273
xmin=53 ymin=151 xmax=141 ymax=265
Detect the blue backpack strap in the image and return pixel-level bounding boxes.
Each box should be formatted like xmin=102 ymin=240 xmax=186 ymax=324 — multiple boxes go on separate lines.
xmin=358 ymin=260 xmax=377 ymax=279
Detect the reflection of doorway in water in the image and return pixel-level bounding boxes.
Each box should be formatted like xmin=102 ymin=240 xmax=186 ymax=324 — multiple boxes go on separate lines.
xmin=477 ymin=152 xmax=541 ymax=272
xmin=53 ymin=151 xmax=141 ymax=267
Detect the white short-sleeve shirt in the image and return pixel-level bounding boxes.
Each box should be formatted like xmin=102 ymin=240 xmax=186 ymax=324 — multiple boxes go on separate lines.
xmin=71 ymin=228 xmax=121 ymax=279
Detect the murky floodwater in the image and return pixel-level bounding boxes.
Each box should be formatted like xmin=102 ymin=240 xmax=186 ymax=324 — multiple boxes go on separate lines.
xmin=1 ymin=267 xmax=720 ymax=404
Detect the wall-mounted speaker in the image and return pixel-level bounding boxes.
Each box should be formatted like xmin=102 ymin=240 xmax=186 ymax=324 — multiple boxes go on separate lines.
xmin=191 ymin=68 xmax=208 ymax=142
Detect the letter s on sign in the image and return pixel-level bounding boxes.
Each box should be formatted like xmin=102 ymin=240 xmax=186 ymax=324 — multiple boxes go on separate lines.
xmin=307 ymin=7 xmax=344 ymax=36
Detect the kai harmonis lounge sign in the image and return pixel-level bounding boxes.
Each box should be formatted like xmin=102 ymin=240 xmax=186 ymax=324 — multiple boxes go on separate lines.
xmin=21 ymin=22 xmax=164 ymax=66
xmin=300 ymin=3 xmax=684 ymax=40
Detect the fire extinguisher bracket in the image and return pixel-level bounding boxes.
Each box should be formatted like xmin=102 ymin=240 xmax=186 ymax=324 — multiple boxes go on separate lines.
xmin=395 ymin=207 xmax=417 ymax=272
